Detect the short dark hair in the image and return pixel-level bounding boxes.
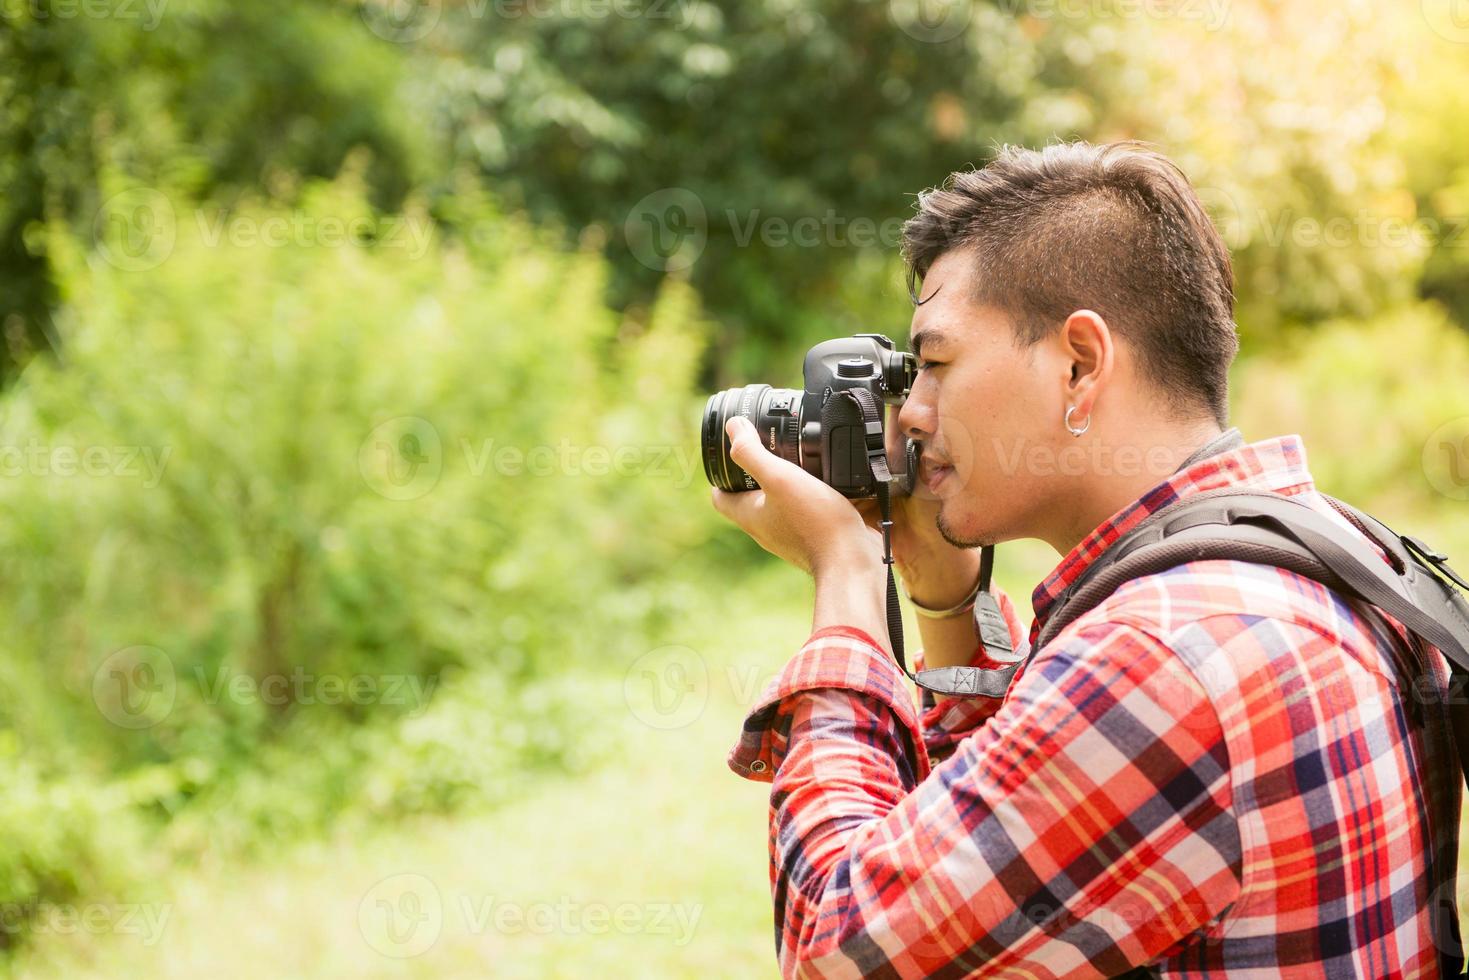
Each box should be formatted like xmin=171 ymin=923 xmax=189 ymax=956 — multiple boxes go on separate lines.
xmin=901 ymin=141 xmax=1238 ymax=425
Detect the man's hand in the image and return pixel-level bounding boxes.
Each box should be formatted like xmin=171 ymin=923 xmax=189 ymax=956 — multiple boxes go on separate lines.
xmin=710 ymin=416 xmax=892 ymax=653
xmin=848 ymin=406 xmax=989 ymax=683
xmin=853 ymin=406 xmax=981 ymax=610
xmin=710 ymin=416 xmax=880 ymax=577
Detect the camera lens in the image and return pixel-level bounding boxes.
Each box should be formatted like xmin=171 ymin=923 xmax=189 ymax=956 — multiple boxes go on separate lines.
xmin=701 ymin=384 xmax=804 ymax=491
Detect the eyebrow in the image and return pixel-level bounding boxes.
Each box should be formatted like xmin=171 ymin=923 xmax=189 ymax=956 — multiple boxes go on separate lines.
xmin=908 ymin=327 xmax=951 ymax=359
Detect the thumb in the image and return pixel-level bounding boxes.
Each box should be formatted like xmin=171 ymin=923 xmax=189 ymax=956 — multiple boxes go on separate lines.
xmin=725 ymin=416 xmax=785 ymax=487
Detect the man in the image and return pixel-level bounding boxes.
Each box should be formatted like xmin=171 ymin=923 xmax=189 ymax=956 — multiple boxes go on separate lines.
xmin=711 ymin=142 xmax=1457 ymax=977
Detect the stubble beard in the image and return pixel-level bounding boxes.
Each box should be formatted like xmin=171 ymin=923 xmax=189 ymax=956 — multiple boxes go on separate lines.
xmin=935 ymin=500 xmax=998 ymax=550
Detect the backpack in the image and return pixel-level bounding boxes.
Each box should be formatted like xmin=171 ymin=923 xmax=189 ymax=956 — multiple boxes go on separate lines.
xmin=901 ymin=490 xmax=1469 ymax=977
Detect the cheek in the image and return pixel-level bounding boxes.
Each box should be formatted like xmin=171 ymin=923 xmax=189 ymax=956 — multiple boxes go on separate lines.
xmin=941 ymin=357 xmax=1055 ymax=490
xmin=935 ymin=364 xmax=1016 ymax=465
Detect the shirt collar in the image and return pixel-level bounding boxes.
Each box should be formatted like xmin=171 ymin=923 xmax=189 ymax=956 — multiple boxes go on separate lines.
xmin=1030 ymin=431 xmax=1315 ymax=624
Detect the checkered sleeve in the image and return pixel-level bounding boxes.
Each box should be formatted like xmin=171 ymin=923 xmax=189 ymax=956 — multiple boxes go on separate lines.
xmin=728 ymin=625 xmax=931 ymax=783
xmin=733 ymin=620 xmax=1243 ymax=978
xmin=914 ymin=585 xmax=1030 ymax=765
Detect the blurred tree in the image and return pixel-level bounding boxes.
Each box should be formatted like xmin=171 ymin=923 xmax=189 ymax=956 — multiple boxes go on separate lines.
xmin=405 ymin=0 xmax=1112 ymax=382
xmin=399 ymin=0 xmax=1458 ymax=373
xmin=1097 ymin=0 xmax=1433 ymax=345
xmin=0 ymin=1 xmax=428 ymax=379
xmin=1392 ymin=21 xmax=1469 ymax=332
xmin=6 ymin=0 xmax=1454 ymax=385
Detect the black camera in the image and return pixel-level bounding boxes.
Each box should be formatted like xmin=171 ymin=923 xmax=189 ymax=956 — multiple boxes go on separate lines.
xmin=701 ymin=333 xmax=918 ymax=497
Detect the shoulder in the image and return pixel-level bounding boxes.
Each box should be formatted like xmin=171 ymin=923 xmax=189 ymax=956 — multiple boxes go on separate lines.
xmin=1037 ymin=558 xmax=1403 ymax=718
xmin=1078 ymin=557 xmax=1368 ymax=652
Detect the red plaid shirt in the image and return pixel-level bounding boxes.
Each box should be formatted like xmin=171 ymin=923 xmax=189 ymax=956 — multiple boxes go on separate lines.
xmin=729 ymin=434 xmax=1456 ymax=978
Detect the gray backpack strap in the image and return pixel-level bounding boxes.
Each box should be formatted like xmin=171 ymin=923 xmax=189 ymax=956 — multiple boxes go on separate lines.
xmin=1037 ymin=491 xmax=1469 ymax=669
xmin=1029 ymin=490 xmax=1469 ymax=977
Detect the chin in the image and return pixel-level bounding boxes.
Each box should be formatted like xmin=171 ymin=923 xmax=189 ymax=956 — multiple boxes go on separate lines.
xmin=936 ymin=504 xmax=997 ymax=550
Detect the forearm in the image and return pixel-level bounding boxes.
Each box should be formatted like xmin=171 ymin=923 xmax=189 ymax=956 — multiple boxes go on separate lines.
xmin=811 ymin=552 xmax=892 ymax=658
xmin=901 ymin=547 xmax=982 ymax=672
xmin=810 ymin=551 xmax=982 ymax=675
xmin=911 ymin=610 xmax=982 ymax=705
xmin=768 ymin=689 xmax=924 ymax=977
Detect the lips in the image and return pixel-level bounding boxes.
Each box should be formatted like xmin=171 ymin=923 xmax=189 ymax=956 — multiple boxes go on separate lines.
xmin=920 ymin=455 xmax=953 ymax=493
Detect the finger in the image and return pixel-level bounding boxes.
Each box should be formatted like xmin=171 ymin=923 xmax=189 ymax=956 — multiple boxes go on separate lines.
xmin=885 ymin=405 xmax=906 ymax=469
xmin=725 ymin=416 xmax=799 ymax=488
xmin=710 ymin=485 xmax=758 ymax=528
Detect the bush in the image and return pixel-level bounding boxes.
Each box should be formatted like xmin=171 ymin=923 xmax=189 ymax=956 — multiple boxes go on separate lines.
xmin=0 ymin=747 xmax=148 ymax=950
xmin=0 ymin=170 xmax=719 ymax=900
xmin=1231 ymin=301 xmax=1469 ymax=555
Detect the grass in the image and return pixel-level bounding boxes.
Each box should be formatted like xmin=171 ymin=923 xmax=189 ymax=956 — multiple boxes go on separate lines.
xmin=10 ymin=546 xmax=1468 ymax=976
xmin=9 ymin=566 xmax=817 ymax=979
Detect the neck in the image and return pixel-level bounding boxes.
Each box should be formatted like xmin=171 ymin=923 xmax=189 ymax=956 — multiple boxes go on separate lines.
xmin=1040 ymin=417 xmax=1225 ymax=555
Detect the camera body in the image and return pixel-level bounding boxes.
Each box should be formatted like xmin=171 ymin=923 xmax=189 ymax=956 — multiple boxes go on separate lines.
xmin=701 ymin=333 xmax=917 ymax=498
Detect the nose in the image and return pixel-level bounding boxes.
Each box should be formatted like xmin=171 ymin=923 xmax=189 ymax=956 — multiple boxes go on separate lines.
xmin=898 ymin=381 xmax=937 ymax=443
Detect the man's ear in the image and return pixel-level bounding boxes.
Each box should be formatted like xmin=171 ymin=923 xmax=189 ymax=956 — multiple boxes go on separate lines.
xmin=1057 ymin=309 xmax=1114 ymax=422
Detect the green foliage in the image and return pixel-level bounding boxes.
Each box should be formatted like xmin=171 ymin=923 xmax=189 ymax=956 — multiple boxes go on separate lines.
xmin=0 ymin=746 xmax=148 ymax=949
xmin=5 ymin=0 xmax=1462 ymax=383
xmin=1232 ymin=301 xmax=1469 ymax=554
xmin=404 ymin=0 xmax=1121 ymax=377
xmin=3 ymin=0 xmax=1469 ymax=969
xmin=1393 ymin=30 xmax=1469 ymax=333
xmin=159 ymin=668 xmax=607 ymax=857
xmin=0 ymin=0 xmax=426 ymax=376
xmin=0 ymin=170 xmax=716 ymax=905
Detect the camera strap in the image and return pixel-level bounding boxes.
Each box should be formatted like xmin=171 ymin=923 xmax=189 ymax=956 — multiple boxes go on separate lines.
xmin=845 ymin=388 xmax=1015 ymax=698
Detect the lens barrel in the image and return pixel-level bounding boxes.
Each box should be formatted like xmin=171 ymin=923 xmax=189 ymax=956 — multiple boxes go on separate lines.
xmin=701 ymin=384 xmax=804 ymax=491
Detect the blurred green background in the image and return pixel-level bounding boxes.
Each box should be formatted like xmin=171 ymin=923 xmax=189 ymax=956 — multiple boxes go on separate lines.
xmin=1 ymin=0 xmax=1468 ymax=975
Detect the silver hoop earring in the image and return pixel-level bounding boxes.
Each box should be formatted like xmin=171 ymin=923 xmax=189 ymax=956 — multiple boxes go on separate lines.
xmin=1064 ymin=405 xmax=1090 ymax=437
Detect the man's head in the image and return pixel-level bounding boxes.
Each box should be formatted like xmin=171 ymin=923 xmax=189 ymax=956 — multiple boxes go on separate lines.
xmin=897 ymin=141 xmax=1239 ymax=551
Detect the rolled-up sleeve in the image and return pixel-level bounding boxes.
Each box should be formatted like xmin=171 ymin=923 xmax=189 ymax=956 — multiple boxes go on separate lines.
xmin=729 ymin=621 xmax=1242 ymax=979
xmin=728 ymin=625 xmax=930 ymax=784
